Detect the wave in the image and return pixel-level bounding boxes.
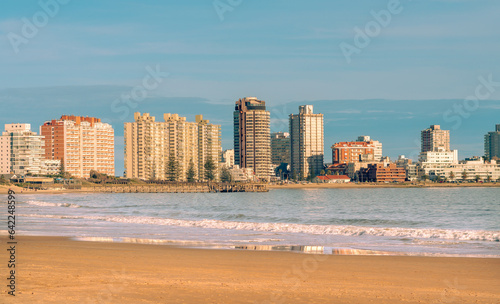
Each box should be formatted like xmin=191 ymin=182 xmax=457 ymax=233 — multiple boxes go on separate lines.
xmin=23 ymin=214 xmax=500 ymax=242
xmin=25 ymin=200 xmax=82 ymax=208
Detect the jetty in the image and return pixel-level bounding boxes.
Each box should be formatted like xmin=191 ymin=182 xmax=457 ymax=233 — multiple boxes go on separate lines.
xmin=84 ymin=182 xmax=268 ymax=193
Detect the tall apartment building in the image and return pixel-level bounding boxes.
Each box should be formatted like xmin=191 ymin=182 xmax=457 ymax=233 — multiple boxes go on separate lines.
xmin=289 ymin=105 xmax=324 ymax=178
xmin=271 ymin=132 xmax=291 ymax=166
xmin=421 ymin=125 xmax=450 ymax=152
xmin=234 ymin=97 xmax=271 ymax=180
xmin=41 ymin=115 xmax=114 ymax=178
xmin=196 ymin=115 xmax=222 ymax=179
xmin=484 ymin=124 xmax=500 ymax=160
xmin=0 ymin=124 xmax=45 ymax=175
xmin=124 ymin=112 xmax=221 ymax=181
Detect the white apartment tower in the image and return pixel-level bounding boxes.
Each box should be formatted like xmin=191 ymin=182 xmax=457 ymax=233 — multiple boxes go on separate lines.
xmin=289 ymin=105 xmax=324 ymax=179
xmin=0 ymin=124 xmax=45 ymax=175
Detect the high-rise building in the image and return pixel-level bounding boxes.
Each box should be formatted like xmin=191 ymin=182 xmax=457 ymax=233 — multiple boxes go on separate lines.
xmin=484 ymin=124 xmax=500 ymax=160
xmin=0 ymin=124 xmax=45 ymax=175
xmin=421 ymin=125 xmax=450 ymax=152
xmin=41 ymin=115 xmax=115 ymax=178
xmin=289 ymin=105 xmax=324 ymax=178
xmin=271 ymin=132 xmax=291 ymax=166
xmin=125 ymin=112 xmax=221 ymax=181
xmin=234 ymin=97 xmax=271 ymax=180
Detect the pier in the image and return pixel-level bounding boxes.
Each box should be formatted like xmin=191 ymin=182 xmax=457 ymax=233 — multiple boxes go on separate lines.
xmin=84 ymin=182 xmax=268 ymax=193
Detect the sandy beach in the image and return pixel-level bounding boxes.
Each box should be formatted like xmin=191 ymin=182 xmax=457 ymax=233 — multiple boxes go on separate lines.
xmin=1 ymin=236 xmax=499 ymax=303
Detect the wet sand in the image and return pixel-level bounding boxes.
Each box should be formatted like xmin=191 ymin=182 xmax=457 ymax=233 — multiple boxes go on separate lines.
xmin=1 ymin=236 xmax=499 ymax=303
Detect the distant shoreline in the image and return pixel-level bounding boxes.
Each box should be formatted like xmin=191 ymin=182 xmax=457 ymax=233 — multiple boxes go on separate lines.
xmin=1 ymin=182 xmax=499 ymax=194
xmin=268 ymin=182 xmax=500 ymax=189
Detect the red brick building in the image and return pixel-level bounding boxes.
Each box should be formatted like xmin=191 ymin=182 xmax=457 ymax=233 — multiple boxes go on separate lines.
xmin=360 ymin=163 xmax=406 ymax=182
xmin=331 ymin=141 xmax=374 ymax=164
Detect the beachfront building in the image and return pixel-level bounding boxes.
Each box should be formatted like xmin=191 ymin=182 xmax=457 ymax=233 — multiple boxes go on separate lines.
xmin=421 ymin=125 xmax=450 ymax=153
xmin=484 ymin=124 xmax=500 ymax=160
xmin=41 ymin=116 xmax=114 ymax=178
xmin=125 ymin=112 xmax=221 ymax=181
xmin=289 ymin=105 xmax=324 ymax=179
xmin=195 ymin=115 xmax=222 ymax=180
xmin=0 ymin=124 xmax=46 ymax=175
xmin=221 ymin=149 xmax=235 ymax=168
xmin=314 ymin=175 xmax=351 ymax=183
xmin=234 ymin=97 xmax=272 ymax=181
xmin=357 ymin=136 xmax=383 ymax=161
xmin=271 ymin=132 xmax=291 ymax=167
xmin=359 ymin=163 xmax=406 ymax=183
xmin=425 ymin=158 xmax=500 ymax=182
xmin=332 ymin=141 xmax=374 ymax=164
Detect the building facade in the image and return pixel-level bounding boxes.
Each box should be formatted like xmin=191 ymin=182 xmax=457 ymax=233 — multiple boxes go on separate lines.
xmin=332 ymin=141 xmax=375 ymax=164
xmin=234 ymin=97 xmax=272 ymax=181
xmin=125 ymin=112 xmax=221 ymax=181
xmin=221 ymin=149 xmax=235 ymax=168
xmin=360 ymin=163 xmax=406 ymax=183
xmin=289 ymin=105 xmax=324 ymax=179
xmin=0 ymin=124 xmax=46 ymax=175
xmin=484 ymin=124 xmax=500 ymax=160
xmin=41 ymin=115 xmax=114 ymax=178
xmin=421 ymin=125 xmax=450 ymax=152
xmin=357 ymin=136 xmax=383 ymax=161
xmin=271 ymin=132 xmax=291 ymax=166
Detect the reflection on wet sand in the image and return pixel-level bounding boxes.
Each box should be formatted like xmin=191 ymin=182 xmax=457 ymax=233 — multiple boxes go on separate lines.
xmin=234 ymin=245 xmax=398 ymax=256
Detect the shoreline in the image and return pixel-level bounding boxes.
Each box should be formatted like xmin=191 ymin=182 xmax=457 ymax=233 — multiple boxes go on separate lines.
xmin=1 ymin=236 xmax=499 ymax=303
xmin=2 ymin=182 xmax=500 ymax=194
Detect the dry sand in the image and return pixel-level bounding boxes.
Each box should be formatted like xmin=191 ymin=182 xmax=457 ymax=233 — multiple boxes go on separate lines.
xmin=1 ymin=236 xmax=499 ymax=303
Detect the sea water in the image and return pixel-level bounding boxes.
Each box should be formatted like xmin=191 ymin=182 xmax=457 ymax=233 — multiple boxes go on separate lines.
xmin=8 ymin=187 xmax=500 ymax=257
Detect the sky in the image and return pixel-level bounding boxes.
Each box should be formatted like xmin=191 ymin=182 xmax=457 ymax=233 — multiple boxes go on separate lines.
xmin=1 ymin=0 xmax=499 ymax=176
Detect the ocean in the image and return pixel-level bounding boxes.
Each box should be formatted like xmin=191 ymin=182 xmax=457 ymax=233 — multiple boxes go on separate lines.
xmin=9 ymin=187 xmax=500 ymax=257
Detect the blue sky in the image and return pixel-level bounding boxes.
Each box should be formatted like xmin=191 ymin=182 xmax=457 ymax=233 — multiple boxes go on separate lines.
xmin=1 ymin=0 xmax=499 ymax=175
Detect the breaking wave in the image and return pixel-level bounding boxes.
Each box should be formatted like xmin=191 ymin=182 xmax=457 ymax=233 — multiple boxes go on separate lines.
xmin=25 ymin=200 xmax=82 ymax=208
xmin=23 ymin=214 xmax=500 ymax=242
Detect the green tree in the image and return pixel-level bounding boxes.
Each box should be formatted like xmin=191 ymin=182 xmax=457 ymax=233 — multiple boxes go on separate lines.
xmin=166 ymin=154 xmax=179 ymax=181
xmin=204 ymin=156 xmax=216 ymax=181
xmin=320 ymin=170 xmax=326 ymax=176
xmin=326 ymin=170 xmax=332 ymax=175
xmin=421 ymin=174 xmax=429 ymax=183
xmin=462 ymin=170 xmax=468 ymax=181
xmin=486 ymin=175 xmax=492 ymax=183
xmin=449 ymin=171 xmax=455 ymax=181
xmin=220 ymin=167 xmax=232 ymax=182
xmin=475 ymin=175 xmax=481 ymax=183
xmin=186 ymin=159 xmax=196 ymax=182
xmin=0 ymin=175 xmax=6 ymax=185
xmin=435 ymin=175 xmax=442 ymax=183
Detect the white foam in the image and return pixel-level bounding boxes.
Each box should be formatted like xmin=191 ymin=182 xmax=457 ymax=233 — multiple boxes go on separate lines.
xmin=25 ymin=200 xmax=81 ymax=208
xmin=23 ymin=214 xmax=500 ymax=242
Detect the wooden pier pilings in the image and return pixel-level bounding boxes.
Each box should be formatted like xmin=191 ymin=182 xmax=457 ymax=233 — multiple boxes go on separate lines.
xmin=84 ymin=182 xmax=268 ymax=193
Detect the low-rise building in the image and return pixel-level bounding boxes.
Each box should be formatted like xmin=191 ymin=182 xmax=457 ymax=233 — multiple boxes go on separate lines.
xmin=228 ymin=165 xmax=255 ymax=182
xmin=314 ymin=175 xmax=351 ymax=183
xmin=360 ymin=163 xmax=406 ymax=182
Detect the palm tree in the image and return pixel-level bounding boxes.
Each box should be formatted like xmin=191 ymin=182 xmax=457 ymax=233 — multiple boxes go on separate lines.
xmin=462 ymin=170 xmax=468 ymax=182
xmin=449 ymin=171 xmax=455 ymax=182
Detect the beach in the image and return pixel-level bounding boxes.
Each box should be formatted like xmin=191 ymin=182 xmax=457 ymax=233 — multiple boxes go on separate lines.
xmin=1 ymin=236 xmax=499 ymax=303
